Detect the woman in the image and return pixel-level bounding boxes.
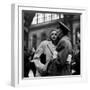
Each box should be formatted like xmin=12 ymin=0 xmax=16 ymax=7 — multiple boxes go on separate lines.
xmin=32 ymin=29 xmax=58 ymax=76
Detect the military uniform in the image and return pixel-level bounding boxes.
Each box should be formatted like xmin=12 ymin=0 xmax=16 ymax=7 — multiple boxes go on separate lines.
xmin=56 ymin=35 xmax=72 ymax=75
xmin=47 ymin=21 xmax=72 ymax=76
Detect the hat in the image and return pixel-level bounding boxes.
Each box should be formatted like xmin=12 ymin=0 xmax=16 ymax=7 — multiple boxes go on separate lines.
xmin=57 ymin=21 xmax=70 ymax=32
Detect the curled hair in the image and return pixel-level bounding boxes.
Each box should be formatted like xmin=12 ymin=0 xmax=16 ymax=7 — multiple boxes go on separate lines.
xmin=48 ymin=29 xmax=59 ymax=41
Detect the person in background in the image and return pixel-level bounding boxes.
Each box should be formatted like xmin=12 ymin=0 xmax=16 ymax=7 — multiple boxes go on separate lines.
xmin=72 ymin=32 xmax=80 ymax=75
xmin=32 ymin=29 xmax=58 ymax=76
xmin=24 ymin=46 xmax=31 ymax=77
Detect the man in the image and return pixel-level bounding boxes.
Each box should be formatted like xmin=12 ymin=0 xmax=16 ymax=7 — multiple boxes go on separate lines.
xmin=47 ymin=21 xmax=72 ymax=76
xmin=32 ymin=29 xmax=58 ymax=76
xmin=56 ymin=21 xmax=72 ymax=75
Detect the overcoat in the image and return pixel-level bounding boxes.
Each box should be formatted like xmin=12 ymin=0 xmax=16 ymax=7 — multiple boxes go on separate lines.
xmin=47 ymin=36 xmax=72 ymax=76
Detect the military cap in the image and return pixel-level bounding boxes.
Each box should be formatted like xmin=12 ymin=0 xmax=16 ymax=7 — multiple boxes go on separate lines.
xmin=57 ymin=21 xmax=70 ymax=32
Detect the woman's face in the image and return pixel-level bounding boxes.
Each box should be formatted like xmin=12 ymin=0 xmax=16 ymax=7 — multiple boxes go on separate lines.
xmin=50 ymin=30 xmax=58 ymax=41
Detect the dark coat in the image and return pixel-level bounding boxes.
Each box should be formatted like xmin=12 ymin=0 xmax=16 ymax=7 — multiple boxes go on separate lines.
xmin=47 ymin=36 xmax=72 ymax=76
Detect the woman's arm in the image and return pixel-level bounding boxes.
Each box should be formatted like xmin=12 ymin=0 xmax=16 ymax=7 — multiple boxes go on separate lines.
xmin=33 ymin=41 xmax=46 ymax=71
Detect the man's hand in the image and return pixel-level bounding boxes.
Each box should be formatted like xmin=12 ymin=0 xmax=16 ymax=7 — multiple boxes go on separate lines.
xmin=67 ymin=54 xmax=72 ymax=64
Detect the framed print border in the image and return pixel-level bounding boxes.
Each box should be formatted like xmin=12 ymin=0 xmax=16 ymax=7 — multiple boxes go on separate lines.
xmin=11 ymin=4 xmax=87 ymax=87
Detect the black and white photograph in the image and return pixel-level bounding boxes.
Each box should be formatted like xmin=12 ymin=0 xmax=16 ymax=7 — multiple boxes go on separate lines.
xmin=0 ymin=0 xmax=89 ymax=89
xmin=10 ymin=3 xmax=88 ymax=87
xmin=23 ymin=9 xmax=81 ymax=78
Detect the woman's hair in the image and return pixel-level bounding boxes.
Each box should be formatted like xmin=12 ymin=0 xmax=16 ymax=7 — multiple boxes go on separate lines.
xmin=47 ymin=29 xmax=59 ymax=45
xmin=48 ymin=29 xmax=59 ymax=41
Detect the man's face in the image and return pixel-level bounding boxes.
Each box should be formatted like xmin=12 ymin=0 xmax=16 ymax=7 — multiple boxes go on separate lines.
xmin=51 ymin=31 xmax=58 ymax=41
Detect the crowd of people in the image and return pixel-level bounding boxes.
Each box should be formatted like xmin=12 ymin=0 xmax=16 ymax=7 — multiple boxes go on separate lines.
xmin=24 ymin=21 xmax=80 ymax=77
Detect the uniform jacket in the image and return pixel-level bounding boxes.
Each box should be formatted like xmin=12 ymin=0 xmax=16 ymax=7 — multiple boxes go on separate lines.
xmin=56 ymin=36 xmax=72 ymax=65
xmin=47 ymin=36 xmax=72 ymax=76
